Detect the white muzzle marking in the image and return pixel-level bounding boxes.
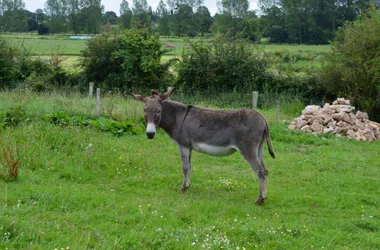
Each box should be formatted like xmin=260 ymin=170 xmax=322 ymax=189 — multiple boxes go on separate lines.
xmin=146 ymin=123 xmax=156 ymax=134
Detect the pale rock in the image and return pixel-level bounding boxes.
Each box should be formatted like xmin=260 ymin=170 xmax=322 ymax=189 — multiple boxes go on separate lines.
xmin=322 ymin=115 xmax=333 ymax=125
xmin=337 ymin=98 xmax=346 ymax=104
xmin=288 ymin=124 xmax=297 ymax=130
xmin=346 ymin=130 xmax=356 ymax=139
xmin=311 ymin=120 xmax=324 ymax=133
xmin=331 ymin=106 xmax=341 ymax=113
xmin=332 ymin=113 xmax=341 ymax=121
xmin=341 ymin=112 xmax=353 ymax=124
xmin=356 ymin=111 xmax=369 ymax=120
xmin=354 ymin=120 xmax=365 ymax=130
xmin=323 ymin=127 xmax=334 ymax=134
xmin=300 ymin=125 xmax=312 ymax=133
xmin=311 ymin=116 xmax=323 ymax=125
xmin=321 ymin=107 xmax=333 ymax=115
xmin=297 ymin=118 xmax=308 ymax=129
xmin=340 ymin=105 xmax=355 ymax=113
xmin=302 ymin=105 xmax=320 ymax=115
xmin=301 ymin=115 xmax=314 ymax=121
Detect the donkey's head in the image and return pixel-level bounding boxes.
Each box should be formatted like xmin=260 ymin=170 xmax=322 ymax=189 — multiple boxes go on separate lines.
xmin=129 ymin=89 xmax=175 ymax=139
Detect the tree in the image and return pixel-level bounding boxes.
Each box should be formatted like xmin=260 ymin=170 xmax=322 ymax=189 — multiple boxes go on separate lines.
xmin=0 ymin=0 xmax=28 ymax=32
xmin=218 ymin=0 xmax=249 ymax=18
xmin=44 ymin=0 xmax=68 ymax=33
xmin=258 ymin=0 xmax=374 ymax=44
xmin=260 ymin=5 xmax=287 ymax=43
xmin=156 ymin=0 xmax=170 ymax=35
xmin=131 ymin=0 xmax=151 ymax=29
xmin=103 ymin=11 xmax=118 ymax=24
xmin=119 ymin=0 xmax=133 ymax=28
xmin=195 ymin=5 xmax=212 ymax=35
xmin=173 ymin=3 xmax=194 ymax=36
xmin=321 ymin=6 xmax=380 ymax=121
xmin=80 ymin=0 xmax=103 ymax=34
xmin=67 ymin=0 xmax=82 ymax=34
xmin=215 ymin=0 xmax=250 ymax=37
xmin=35 ymin=8 xmax=44 ymax=21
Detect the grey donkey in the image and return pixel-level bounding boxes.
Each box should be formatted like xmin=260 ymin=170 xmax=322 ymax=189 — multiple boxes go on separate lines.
xmin=130 ymin=89 xmax=275 ymax=205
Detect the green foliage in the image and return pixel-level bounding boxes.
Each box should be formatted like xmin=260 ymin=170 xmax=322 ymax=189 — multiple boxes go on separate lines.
xmin=177 ymin=36 xmax=270 ymax=93
xmin=0 ymin=106 xmax=30 ymax=129
xmin=44 ymin=110 xmax=143 ymax=136
xmin=0 ymin=36 xmax=72 ymax=90
xmin=80 ymin=29 xmax=173 ymax=90
xmin=0 ymin=37 xmax=19 ymax=86
xmin=320 ymin=7 xmax=380 ymax=121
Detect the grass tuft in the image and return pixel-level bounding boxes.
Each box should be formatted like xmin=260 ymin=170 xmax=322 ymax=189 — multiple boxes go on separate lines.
xmin=0 ymin=139 xmax=20 ymax=181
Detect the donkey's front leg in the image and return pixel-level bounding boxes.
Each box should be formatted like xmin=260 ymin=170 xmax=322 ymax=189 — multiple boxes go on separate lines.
xmin=178 ymin=145 xmax=192 ymax=192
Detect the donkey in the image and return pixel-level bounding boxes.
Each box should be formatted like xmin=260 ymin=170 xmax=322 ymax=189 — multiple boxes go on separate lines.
xmin=130 ymin=89 xmax=275 ymax=205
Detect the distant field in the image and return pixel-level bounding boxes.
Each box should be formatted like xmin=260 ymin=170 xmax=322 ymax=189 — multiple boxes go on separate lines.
xmin=4 ymin=34 xmax=331 ymax=70
xmin=8 ymin=37 xmax=87 ymax=55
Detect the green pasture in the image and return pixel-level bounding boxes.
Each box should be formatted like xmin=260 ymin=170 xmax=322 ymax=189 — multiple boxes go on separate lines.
xmin=8 ymin=37 xmax=87 ymax=55
xmin=0 ymin=91 xmax=379 ymax=249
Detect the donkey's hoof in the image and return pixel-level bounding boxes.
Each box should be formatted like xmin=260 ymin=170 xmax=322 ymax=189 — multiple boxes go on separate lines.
xmin=178 ymin=186 xmax=188 ymax=192
xmin=255 ymin=197 xmax=265 ymax=205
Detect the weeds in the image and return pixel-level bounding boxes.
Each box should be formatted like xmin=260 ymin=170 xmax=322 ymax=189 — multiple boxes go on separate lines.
xmin=0 ymin=106 xmax=29 ymax=129
xmin=0 ymin=139 xmax=20 ymax=181
xmin=44 ymin=110 xmax=143 ymax=135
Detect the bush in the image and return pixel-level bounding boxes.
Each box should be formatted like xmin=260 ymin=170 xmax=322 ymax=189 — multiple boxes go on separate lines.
xmin=320 ymin=6 xmax=380 ymax=121
xmin=176 ymin=35 xmax=271 ymax=93
xmin=0 ymin=36 xmax=67 ymax=90
xmin=0 ymin=37 xmax=19 ymax=87
xmin=80 ymin=29 xmax=174 ymax=90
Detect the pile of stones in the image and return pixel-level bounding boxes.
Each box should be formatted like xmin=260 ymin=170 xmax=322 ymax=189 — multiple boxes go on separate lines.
xmin=288 ymin=98 xmax=380 ymax=142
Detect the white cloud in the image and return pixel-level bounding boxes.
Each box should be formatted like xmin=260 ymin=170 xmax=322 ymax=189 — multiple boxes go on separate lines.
xmin=25 ymin=0 xmax=259 ymax=16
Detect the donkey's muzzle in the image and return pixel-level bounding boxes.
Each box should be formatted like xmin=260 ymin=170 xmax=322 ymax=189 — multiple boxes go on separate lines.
xmin=146 ymin=123 xmax=156 ymax=139
xmin=146 ymin=132 xmax=155 ymax=139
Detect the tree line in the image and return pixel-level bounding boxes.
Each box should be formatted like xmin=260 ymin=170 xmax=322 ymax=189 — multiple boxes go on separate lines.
xmin=0 ymin=0 xmax=379 ymax=43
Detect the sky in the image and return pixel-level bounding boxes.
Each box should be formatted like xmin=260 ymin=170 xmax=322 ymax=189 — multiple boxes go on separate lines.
xmin=24 ymin=0 xmax=259 ymax=16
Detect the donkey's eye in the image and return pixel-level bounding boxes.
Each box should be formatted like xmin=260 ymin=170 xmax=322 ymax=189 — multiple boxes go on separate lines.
xmin=157 ymin=110 xmax=161 ymax=114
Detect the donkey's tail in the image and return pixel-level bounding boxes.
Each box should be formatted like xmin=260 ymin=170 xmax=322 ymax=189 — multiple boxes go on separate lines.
xmin=264 ymin=124 xmax=276 ymax=159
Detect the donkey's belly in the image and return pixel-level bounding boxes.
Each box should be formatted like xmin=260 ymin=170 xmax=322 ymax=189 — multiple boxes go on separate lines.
xmin=192 ymin=142 xmax=237 ymax=156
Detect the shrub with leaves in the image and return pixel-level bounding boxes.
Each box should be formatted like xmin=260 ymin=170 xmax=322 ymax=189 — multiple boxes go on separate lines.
xmin=80 ymin=29 xmax=173 ymax=90
xmin=44 ymin=110 xmax=143 ymax=136
xmin=0 ymin=106 xmax=30 ymax=129
xmin=177 ymin=35 xmax=271 ymax=93
xmin=320 ymin=6 xmax=380 ymax=121
xmin=0 ymin=37 xmax=20 ymax=87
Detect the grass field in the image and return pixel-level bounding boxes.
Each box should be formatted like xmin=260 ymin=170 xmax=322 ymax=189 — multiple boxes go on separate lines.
xmin=0 ymin=91 xmax=379 ymax=249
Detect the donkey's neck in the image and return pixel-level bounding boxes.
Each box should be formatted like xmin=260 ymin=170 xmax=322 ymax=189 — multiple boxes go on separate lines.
xmin=159 ymin=100 xmax=188 ymax=137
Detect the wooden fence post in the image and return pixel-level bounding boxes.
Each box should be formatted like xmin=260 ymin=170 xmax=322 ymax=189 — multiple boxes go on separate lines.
xmin=252 ymin=91 xmax=259 ymax=109
xmin=96 ymin=88 xmax=100 ymax=116
xmin=89 ymin=82 xmax=94 ymax=97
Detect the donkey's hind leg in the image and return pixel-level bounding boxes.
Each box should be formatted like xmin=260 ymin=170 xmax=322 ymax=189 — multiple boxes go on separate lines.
xmin=178 ymin=145 xmax=192 ymax=192
xmin=240 ymin=142 xmax=268 ymax=205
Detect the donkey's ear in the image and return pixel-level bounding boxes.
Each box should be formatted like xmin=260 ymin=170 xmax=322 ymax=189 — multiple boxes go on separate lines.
xmin=161 ymin=87 xmax=176 ymax=100
xmin=127 ymin=93 xmax=147 ymax=102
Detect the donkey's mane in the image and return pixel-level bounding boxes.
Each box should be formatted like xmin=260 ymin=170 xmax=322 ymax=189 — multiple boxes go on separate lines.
xmin=151 ymin=90 xmax=160 ymax=96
